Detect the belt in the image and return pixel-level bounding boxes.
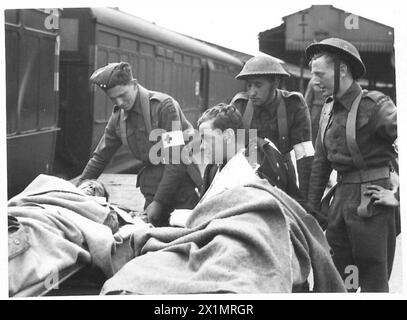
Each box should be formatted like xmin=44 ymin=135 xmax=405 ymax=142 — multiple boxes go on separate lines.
xmin=337 ymin=166 xmax=391 ymax=218
xmin=337 ymin=166 xmax=391 ymax=184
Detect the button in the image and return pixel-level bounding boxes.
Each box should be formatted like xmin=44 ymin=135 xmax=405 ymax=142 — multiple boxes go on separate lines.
xmin=14 ymin=239 xmax=20 ymax=245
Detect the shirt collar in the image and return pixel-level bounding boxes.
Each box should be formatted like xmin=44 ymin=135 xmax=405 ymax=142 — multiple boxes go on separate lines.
xmin=335 ymin=81 xmax=362 ymax=111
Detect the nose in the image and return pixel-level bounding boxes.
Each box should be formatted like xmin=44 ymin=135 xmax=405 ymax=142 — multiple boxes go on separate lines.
xmin=115 ymin=97 xmax=124 ymax=107
xmin=248 ymin=86 xmax=256 ymax=98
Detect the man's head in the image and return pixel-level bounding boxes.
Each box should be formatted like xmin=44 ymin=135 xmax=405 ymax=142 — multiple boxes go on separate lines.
xmin=246 ymin=76 xmax=279 ymax=107
xmin=235 ymin=55 xmax=290 ymax=107
xmin=197 ymin=103 xmax=243 ymax=164
xmin=90 ymin=62 xmax=138 ymax=111
xmin=78 ymin=179 xmax=109 ymax=200
xmin=305 ymin=38 xmax=365 ymax=98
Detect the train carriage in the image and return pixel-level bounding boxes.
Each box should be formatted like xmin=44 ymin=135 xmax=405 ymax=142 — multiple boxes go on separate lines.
xmin=56 ymin=7 xmax=245 ymax=178
xmin=5 ymin=9 xmax=60 ymax=197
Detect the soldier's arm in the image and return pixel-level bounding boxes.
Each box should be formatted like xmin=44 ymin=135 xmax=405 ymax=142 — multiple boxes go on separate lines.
xmin=153 ymin=99 xmax=188 ymax=206
xmin=291 ymin=97 xmax=315 ymax=200
xmin=374 ymin=97 xmax=397 ymax=144
xmin=79 ymin=115 xmax=122 ymax=183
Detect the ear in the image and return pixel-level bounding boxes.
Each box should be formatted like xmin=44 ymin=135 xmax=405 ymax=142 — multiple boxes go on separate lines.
xmin=223 ymin=128 xmax=235 ymax=143
xmin=339 ymin=62 xmax=349 ymax=78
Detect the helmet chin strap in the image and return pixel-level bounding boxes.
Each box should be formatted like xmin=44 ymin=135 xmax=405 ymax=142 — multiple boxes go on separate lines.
xmin=333 ymin=57 xmax=340 ymax=102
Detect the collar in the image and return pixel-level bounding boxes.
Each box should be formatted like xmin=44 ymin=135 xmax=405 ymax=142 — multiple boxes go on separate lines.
xmin=335 ymin=81 xmax=362 ymax=111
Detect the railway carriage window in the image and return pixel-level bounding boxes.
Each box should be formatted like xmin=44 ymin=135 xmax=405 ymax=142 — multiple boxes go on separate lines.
xmin=6 ymin=30 xmax=19 ymax=135
xmin=193 ymin=57 xmax=201 ymax=67
xmin=121 ymin=38 xmax=138 ymax=52
xmin=165 ymin=49 xmax=174 ymax=60
xmin=5 ymin=9 xmax=19 ymax=25
xmin=19 ymin=35 xmax=41 ymax=132
xmin=23 ymin=10 xmax=50 ymax=31
xmin=184 ymin=55 xmax=192 ymax=65
xmin=156 ymin=46 xmax=165 ymax=57
xmin=38 ymin=37 xmax=57 ymax=128
xmin=109 ymin=52 xmax=120 ymax=64
xmin=96 ymin=50 xmax=109 ymax=120
xmin=99 ymin=31 xmax=119 ymax=48
xmin=60 ymin=18 xmax=79 ymax=51
xmin=174 ymin=53 xmax=183 ymax=63
xmin=140 ymin=43 xmax=154 ymax=56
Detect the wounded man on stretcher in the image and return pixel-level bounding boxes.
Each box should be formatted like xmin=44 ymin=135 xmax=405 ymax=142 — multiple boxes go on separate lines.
xmin=8 ymin=160 xmax=345 ymax=296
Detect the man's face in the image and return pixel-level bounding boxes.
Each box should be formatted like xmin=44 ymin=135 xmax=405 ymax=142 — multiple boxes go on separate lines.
xmin=246 ymin=76 xmax=277 ymax=107
xmin=78 ymin=180 xmax=106 ymax=197
xmin=106 ymin=82 xmax=137 ymax=111
xmin=198 ymin=119 xmax=227 ymax=164
xmin=310 ymin=55 xmax=335 ymax=98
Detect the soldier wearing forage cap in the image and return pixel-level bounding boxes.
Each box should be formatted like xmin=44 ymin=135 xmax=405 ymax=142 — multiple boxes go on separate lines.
xmin=306 ymin=38 xmax=398 ymax=292
xmin=78 ymin=62 xmax=201 ymax=227
xmin=230 ymin=55 xmax=314 ymax=202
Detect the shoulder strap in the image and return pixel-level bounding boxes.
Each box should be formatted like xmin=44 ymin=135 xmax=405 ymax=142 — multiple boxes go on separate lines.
xmin=346 ymin=91 xmax=367 ymax=170
xmin=365 ymin=90 xmax=387 ymax=103
xmin=276 ymin=91 xmax=289 ymax=153
xmin=231 ymin=92 xmax=248 ymax=105
xmin=138 ymin=85 xmax=153 ymax=135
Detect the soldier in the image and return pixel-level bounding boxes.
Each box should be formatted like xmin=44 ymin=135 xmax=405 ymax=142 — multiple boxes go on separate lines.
xmin=198 ymin=103 xmax=304 ymax=207
xmin=231 ymin=55 xmax=314 ymax=201
xmin=77 ymin=62 xmax=201 ymax=227
xmin=306 ymin=38 xmax=398 ymax=292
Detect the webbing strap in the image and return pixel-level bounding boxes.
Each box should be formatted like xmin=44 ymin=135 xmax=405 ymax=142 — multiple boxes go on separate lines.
xmin=346 ymin=91 xmax=367 ymax=170
xmin=138 ymin=85 xmax=153 ymax=135
xmin=276 ymin=93 xmax=289 ymax=153
xmin=242 ymin=91 xmax=288 ymax=153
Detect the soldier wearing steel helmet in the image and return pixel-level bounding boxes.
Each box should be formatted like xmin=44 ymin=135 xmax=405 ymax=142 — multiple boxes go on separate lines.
xmin=231 ymin=55 xmax=314 ymax=202
xmin=306 ymin=38 xmax=398 ymax=292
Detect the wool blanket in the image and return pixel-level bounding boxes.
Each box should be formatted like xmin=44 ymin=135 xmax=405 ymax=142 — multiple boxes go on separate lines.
xmin=101 ymin=178 xmax=345 ymax=294
xmin=8 ymin=175 xmax=117 ymax=295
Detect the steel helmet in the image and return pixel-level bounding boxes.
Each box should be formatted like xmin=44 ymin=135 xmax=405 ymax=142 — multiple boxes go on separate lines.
xmin=235 ymin=55 xmax=290 ymax=79
xmin=305 ymin=38 xmax=366 ymax=79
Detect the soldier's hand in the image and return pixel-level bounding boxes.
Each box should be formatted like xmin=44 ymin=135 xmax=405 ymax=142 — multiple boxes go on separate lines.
xmin=364 ymin=185 xmax=399 ymax=207
xmin=145 ymin=201 xmax=165 ymax=226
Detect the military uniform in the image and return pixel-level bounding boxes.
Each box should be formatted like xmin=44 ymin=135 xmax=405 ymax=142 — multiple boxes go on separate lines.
xmin=79 ymin=63 xmax=200 ymax=226
xmin=231 ymin=89 xmax=313 ymax=200
xmin=308 ymin=81 xmax=397 ymax=292
xmin=305 ymin=38 xmax=398 ymax=292
xmin=202 ymin=137 xmax=304 ymax=207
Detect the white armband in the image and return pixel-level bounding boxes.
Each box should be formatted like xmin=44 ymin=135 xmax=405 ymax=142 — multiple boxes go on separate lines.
xmin=293 ymin=141 xmax=315 ymax=160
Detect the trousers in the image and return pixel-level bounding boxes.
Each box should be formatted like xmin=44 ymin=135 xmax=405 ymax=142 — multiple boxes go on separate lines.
xmin=326 ymin=177 xmax=396 ymax=292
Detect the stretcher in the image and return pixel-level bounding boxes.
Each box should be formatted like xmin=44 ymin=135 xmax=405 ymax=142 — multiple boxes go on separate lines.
xmin=10 ymin=173 xmax=143 ymax=297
